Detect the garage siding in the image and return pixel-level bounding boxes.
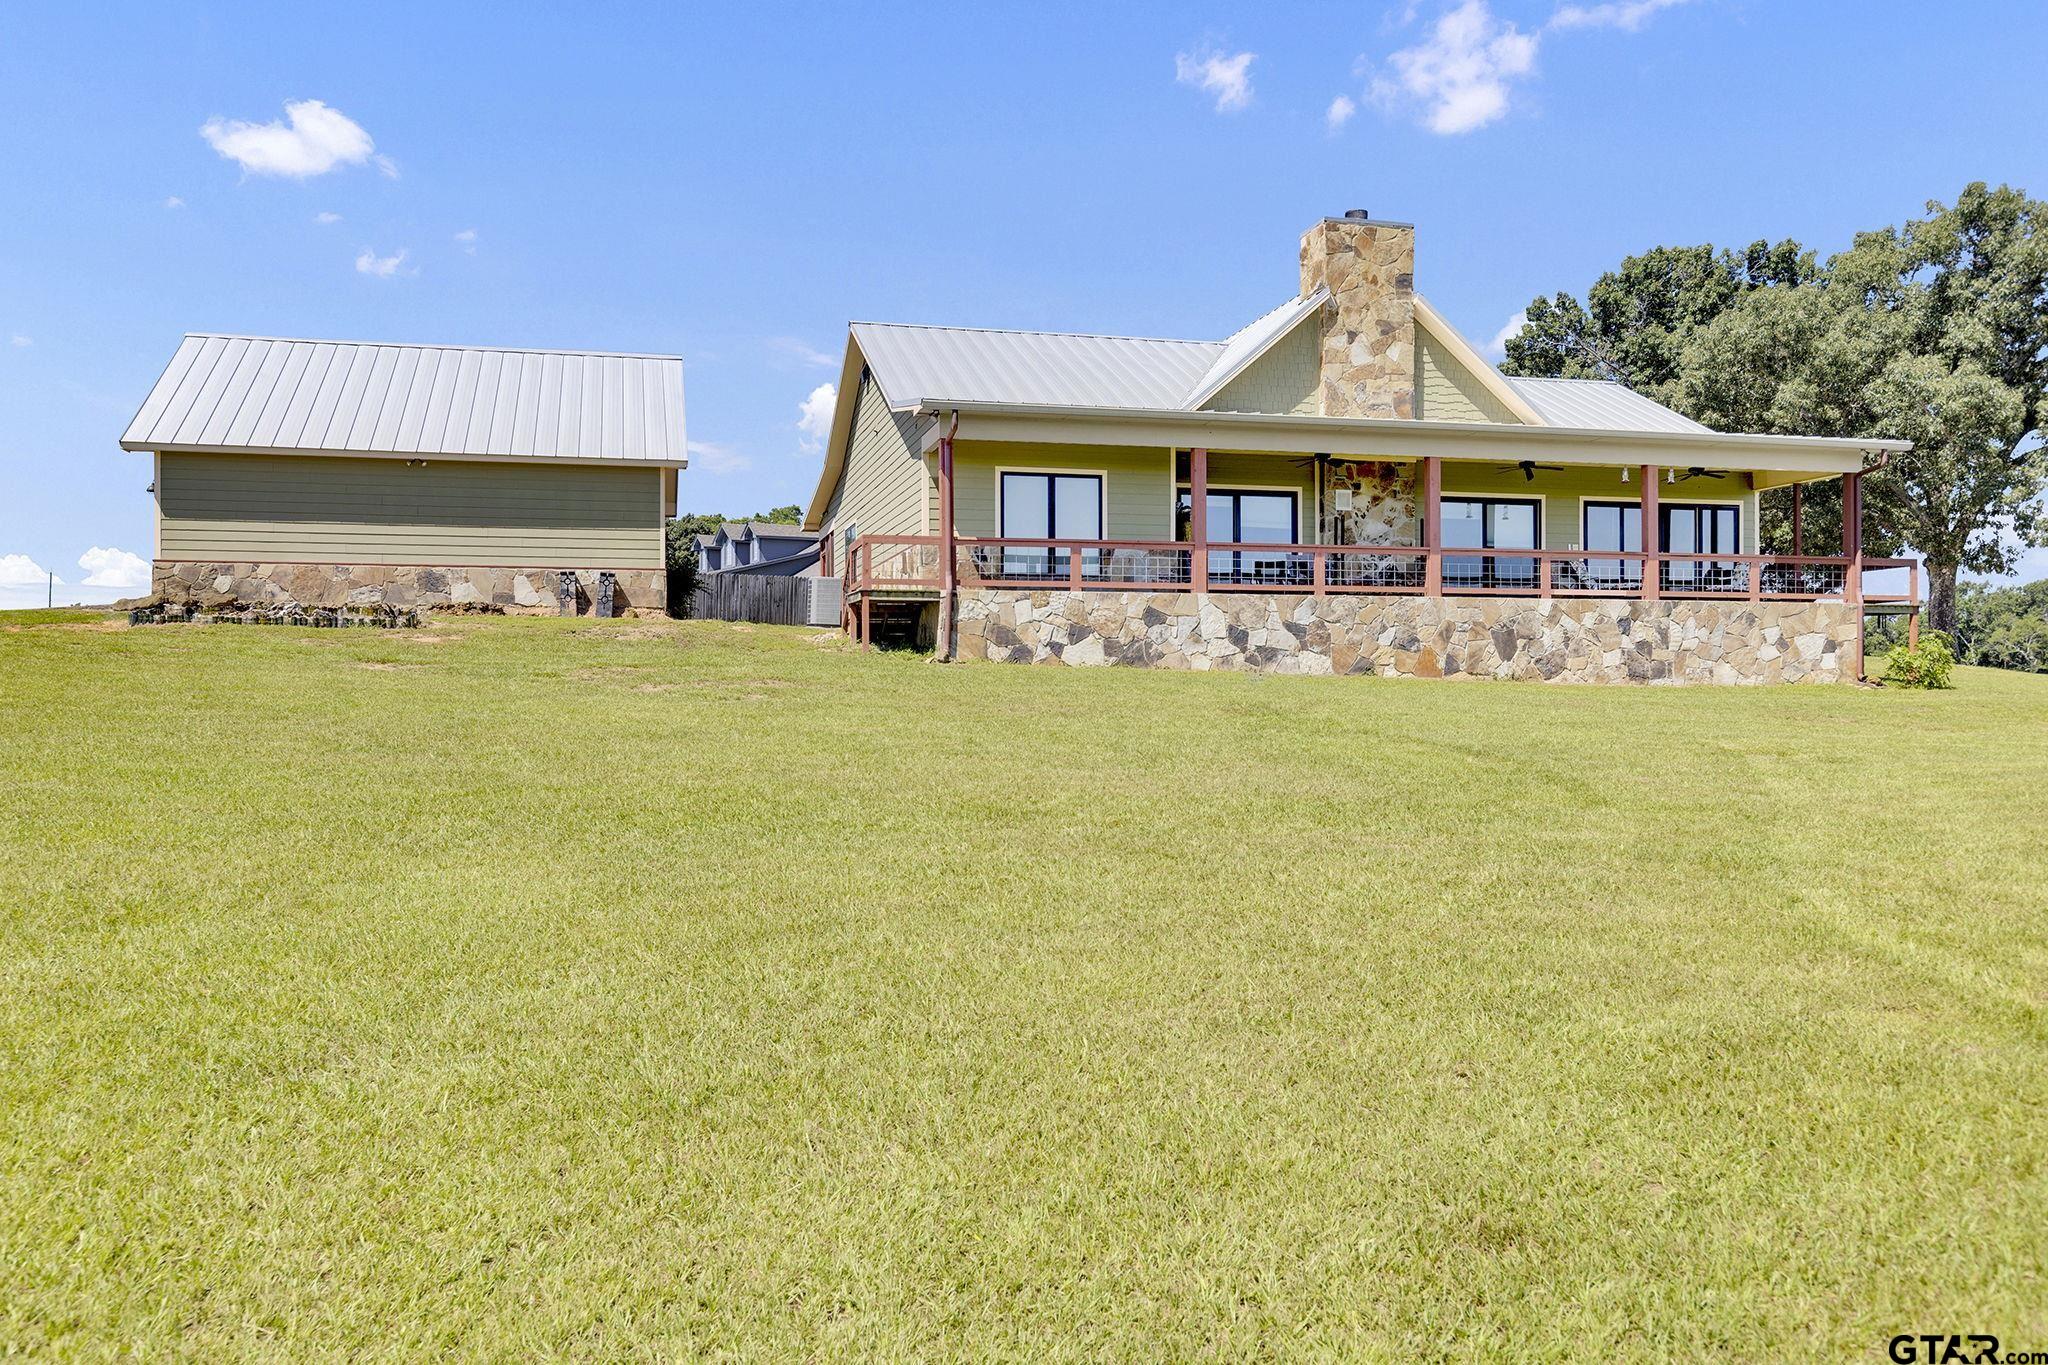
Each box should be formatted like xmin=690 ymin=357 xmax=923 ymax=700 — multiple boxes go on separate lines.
xmin=157 ymin=452 xmax=664 ymax=568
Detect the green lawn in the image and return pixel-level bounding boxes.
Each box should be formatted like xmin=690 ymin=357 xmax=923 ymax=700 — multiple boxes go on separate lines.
xmin=3 ymin=611 xmax=2044 ymax=1359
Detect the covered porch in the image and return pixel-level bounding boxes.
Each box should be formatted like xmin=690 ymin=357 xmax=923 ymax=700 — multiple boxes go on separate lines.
xmin=840 ymin=402 xmax=1918 ymax=677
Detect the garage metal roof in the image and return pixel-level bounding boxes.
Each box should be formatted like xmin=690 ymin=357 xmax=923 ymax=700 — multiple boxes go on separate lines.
xmin=1503 ymin=377 xmax=1708 ymax=434
xmin=120 ymin=334 xmax=687 ymax=464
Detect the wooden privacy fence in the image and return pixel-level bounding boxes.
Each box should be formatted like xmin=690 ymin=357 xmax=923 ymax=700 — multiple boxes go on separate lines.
xmin=688 ymin=574 xmax=839 ymax=626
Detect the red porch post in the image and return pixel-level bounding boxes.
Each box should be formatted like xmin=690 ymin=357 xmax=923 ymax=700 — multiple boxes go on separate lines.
xmin=1640 ymin=465 xmax=1660 ymax=602
xmin=936 ymin=425 xmax=956 ymax=660
xmin=1189 ymin=447 xmax=1209 ymax=594
xmin=1421 ymin=456 xmax=1442 ymax=596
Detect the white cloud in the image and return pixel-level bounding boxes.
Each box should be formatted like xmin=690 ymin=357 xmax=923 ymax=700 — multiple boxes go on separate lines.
xmin=1550 ymin=0 xmax=1689 ymax=32
xmin=1371 ymin=1 xmax=1538 ymax=135
xmin=9 ymin=334 xmax=29 ymax=348
xmin=1174 ymin=49 xmax=1255 ymax=112
xmin=1326 ymin=94 xmax=1358 ymax=131
xmin=78 ymin=546 xmax=149 ymax=590
xmin=374 ymin=154 xmax=399 ymax=179
xmin=797 ymin=383 xmax=836 ymax=450
xmin=200 ymin=99 xmax=378 ymax=178
xmin=686 ymin=440 xmax=750 ymax=475
xmin=1486 ymin=310 xmax=1527 ymax=360
xmin=314 ymin=211 xmax=341 ymax=224
xmin=355 ymin=247 xmax=409 ymax=278
xmin=454 ymin=227 xmax=477 ymax=253
xmin=1363 ymin=0 xmax=1690 ymax=134
xmin=164 ymin=195 xmax=185 ymax=209
xmin=0 ymin=554 xmax=55 ymax=609
xmin=769 ymin=337 xmax=836 ymax=368
xmin=0 ymin=554 xmax=49 ymax=588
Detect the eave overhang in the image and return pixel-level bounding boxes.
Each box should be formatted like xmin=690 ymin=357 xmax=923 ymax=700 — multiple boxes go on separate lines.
xmin=121 ymin=440 xmax=685 ymax=470
xmin=914 ymin=399 xmax=1907 ymax=475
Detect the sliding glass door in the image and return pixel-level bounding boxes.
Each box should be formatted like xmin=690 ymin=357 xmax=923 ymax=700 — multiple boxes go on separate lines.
xmin=1442 ymin=497 xmax=1539 ymax=589
xmin=1175 ymin=488 xmax=1301 ymax=584
xmin=1661 ymin=503 xmax=1740 ymax=588
xmin=1583 ymin=501 xmax=1741 ymax=590
xmin=999 ymin=472 xmax=1102 ymax=579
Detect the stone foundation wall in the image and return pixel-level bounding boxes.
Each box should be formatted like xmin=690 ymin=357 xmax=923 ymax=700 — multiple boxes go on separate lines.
xmin=956 ymin=590 xmax=1857 ymax=684
xmin=151 ymin=562 xmax=667 ymax=617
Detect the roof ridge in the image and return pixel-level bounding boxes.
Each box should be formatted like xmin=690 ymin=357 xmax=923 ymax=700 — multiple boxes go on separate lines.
xmin=179 ymin=333 xmax=686 ymax=362
xmin=850 ymin=320 xmax=1223 ymax=347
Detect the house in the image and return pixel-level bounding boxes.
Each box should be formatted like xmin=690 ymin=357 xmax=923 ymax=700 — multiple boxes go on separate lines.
xmin=121 ymin=334 xmax=685 ymax=614
xmin=801 ymin=212 xmax=1919 ymax=682
xmin=696 ymin=521 xmax=821 ymax=575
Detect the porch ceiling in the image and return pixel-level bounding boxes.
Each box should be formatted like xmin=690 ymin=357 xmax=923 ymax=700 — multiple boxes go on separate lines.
xmin=923 ymin=400 xmax=1904 ymax=476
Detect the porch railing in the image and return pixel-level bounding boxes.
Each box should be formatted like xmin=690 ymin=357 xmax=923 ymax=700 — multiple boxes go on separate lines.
xmin=849 ymin=536 xmax=1920 ymax=606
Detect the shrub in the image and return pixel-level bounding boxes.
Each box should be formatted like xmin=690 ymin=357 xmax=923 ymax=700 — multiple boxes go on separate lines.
xmin=1881 ymin=631 xmax=1957 ymax=689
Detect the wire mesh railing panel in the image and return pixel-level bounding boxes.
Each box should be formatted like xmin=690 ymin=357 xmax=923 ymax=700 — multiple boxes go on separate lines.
xmin=1759 ymin=560 xmax=1847 ymax=596
xmin=1658 ymin=557 xmax=1753 ymax=596
xmin=1324 ymin=549 xmax=1428 ymax=590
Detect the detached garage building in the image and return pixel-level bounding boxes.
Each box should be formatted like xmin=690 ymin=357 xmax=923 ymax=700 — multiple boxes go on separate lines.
xmin=120 ymin=334 xmax=685 ymax=614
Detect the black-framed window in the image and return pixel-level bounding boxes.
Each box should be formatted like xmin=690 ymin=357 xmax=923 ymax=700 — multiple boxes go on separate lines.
xmin=1175 ymin=487 xmax=1301 ymax=583
xmin=1442 ymin=496 xmax=1540 ymax=589
xmin=1582 ymin=500 xmax=1741 ymax=587
xmin=999 ymin=472 xmax=1103 ymax=577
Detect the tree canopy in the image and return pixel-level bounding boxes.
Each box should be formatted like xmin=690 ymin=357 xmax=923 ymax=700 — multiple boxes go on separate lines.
xmin=1502 ymin=184 xmax=2048 ymax=634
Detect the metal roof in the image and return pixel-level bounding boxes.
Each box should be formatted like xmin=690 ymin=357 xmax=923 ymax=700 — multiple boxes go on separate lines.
xmin=120 ymin=333 xmax=686 ymax=464
xmin=1503 ymin=377 xmax=1707 ymax=434
xmin=1184 ymin=289 xmax=1327 ymax=409
xmin=851 ymin=321 xmax=1221 ymax=412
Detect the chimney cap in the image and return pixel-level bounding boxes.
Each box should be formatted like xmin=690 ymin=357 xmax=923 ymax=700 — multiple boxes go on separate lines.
xmin=1343 ymin=208 xmax=1370 ymax=220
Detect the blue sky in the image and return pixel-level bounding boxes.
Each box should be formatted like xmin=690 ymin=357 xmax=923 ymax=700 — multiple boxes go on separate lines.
xmin=4 ymin=0 xmax=2046 ymax=606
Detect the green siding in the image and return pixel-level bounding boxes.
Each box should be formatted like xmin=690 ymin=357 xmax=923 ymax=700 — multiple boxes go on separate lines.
xmin=1191 ymin=453 xmax=1317 ymax=538
xmin=1441 ymin=462 xmax=1758 ymax=554
xmin=1417 ymin=332 xmax=1522 ymax=424
xmin=952 ymin=442 xmax=1174 ymax=539
xmin=158 ymin=452 xmax=663 ymax=567
xmin=823 ymin=372 xmax=933 ymax=546
xmin=1202 ymin=318 xmax=1320 ymax=416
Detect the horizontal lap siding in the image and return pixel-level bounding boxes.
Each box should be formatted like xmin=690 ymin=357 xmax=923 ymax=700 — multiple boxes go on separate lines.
xmin=158 ymin=452 xmax=663 ymax=567
xmin=952 ymin=441 xmax=1173 ymax=539
xmin=830 ymin=374 xmax=932 ymax=545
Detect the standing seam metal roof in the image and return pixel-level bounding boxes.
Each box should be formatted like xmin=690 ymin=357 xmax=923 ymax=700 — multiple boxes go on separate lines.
xmin=1501 ymin=377 xmax=1708 ymax=434
xmin=120 ymin=334 xmax=687 ymax=463
xmin=850 ymin=321 xmax=1223 ymax=413
xmin=849 ymin=308 xmax=1716 ymax=436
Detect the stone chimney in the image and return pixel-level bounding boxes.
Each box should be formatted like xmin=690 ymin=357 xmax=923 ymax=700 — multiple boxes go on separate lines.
xmin=1298 ymin=211 xmax=1416 ymax=420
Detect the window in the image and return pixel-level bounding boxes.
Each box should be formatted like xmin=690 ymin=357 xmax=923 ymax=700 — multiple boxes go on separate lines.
xmin=1175 ymin=488 xmax=1301 ymax=584
xmin=1442 ymin=497 xmax=1539 ymax=589
xmin=1582 ymin=501 xmax=1741 ymax=589
xmin=999 ymin=472 xmax=1103 ymax=578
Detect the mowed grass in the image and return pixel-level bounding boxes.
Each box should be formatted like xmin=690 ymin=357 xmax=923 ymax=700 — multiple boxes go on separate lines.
xmin=2 ymin=611 xmax=2044 ymax=1360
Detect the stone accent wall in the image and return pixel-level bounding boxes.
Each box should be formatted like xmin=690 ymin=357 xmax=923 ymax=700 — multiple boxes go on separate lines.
xmin=150 ymin=562 xmax=667 ymax=616
xmin=955 ymin=590 xmax=1857 ymax=684
xmin=1299 ymin=217 xmax=1416 ymax=420
xmin=1321 ymin=460 xmax=1418 ymax=545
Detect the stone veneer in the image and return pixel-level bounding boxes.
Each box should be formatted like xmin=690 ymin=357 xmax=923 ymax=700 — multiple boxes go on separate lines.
xmin=1321 ymin=460 xmax=1418 ymax=545
xmin=1300 ymin=216 xmax=1416 ymax=420
xmin=150 ymin=561 xmax=666 ymax=616
xmin=955 ymin=590 xmax=1857 ymax=684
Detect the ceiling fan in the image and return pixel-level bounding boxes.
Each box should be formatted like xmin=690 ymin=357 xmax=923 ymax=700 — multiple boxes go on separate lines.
xmin=1674 ymin=466 xmax=1729 ymax=482
xmin=1495 ymin=459 xmax=1566 ymax=481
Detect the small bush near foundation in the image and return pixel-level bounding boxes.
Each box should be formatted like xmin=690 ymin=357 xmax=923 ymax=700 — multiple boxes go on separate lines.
xmin=1882 ymin=631 xmax=1956 ymax=689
